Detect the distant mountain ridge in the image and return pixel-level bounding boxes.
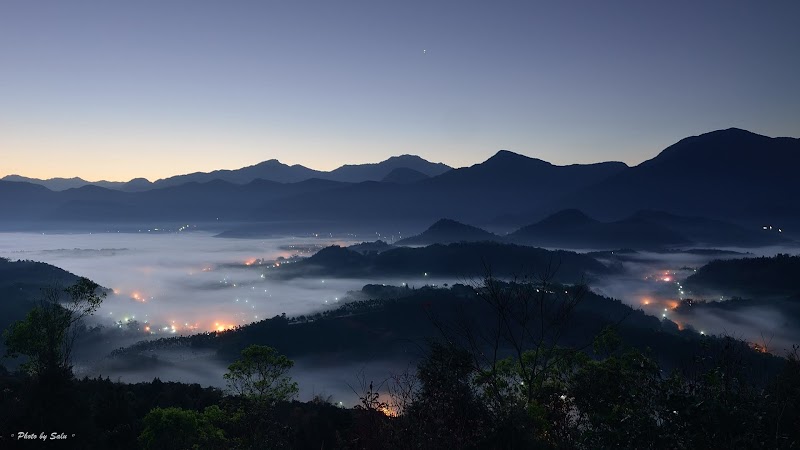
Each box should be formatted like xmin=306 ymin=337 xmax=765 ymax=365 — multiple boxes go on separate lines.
xmin=325 ymin=155 xmax=450 ymax=182
xmin=1 ymin=175 xmax=152 ymax=192
xmin=2 ymin=128 xmax=800 ymax=233
xmin=3 ymin=154 xmax=452 ymax=191
xmin=252 ymin=150 xmax=629 ymax=223
xmin=546 ymin=128 xmax=800 ymax=223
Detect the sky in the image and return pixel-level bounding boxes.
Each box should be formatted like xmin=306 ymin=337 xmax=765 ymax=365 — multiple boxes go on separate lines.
xmin=1 ymin=0 xmax=799 ymax=182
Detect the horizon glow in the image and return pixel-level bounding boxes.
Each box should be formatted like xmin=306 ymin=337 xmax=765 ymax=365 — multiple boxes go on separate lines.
xmin=1 ymin=1 xmax=799 ymax=182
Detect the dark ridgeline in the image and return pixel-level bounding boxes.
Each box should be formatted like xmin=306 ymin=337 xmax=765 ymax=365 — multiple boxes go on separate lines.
xmin=142 ymin=153 xmax=449 ymax=188
xmin=269 ymin=241 xmax=611 ymax=280
xmin=1 ymin=154 xmax=451 ymax=190
xmin=543 ymin=128 xmax=800 ymax=224
xmin=346 ymin=240 xmax=395 ymax=255
xmin=508 ymin=208 xmax=791 ymax=249
xmin=0 ymin=175 xmax=154 ymax=192
xmin=322 ymin=154 xmax=451 ymax=182
xmin=395 ymin=208 xmax=791 ymax=250
xmin=508 ymin=209 xmax=689 ymax=249
xmin=0 ymin=148 xmax=628 ymax=224
xmin=684 ymin=253 xmax=800 ymax=298
xmin=1 ymin=128 xmax=798 ymax=238
xmin=261 ymin=150 xmax=627 ymax=222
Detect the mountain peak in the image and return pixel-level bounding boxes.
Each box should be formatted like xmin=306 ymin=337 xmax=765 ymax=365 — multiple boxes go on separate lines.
xmin=385 ymin=154 xmax=426 ymax=162
xmin=255 ymin=159 xmax=286 ymax=167
xmin=639 ymin=127 xmax=795 ymax=171
xmin=483 ymin=150 xmax=550 ymax=167
xmin=396 ymin=218 xmax=498 ymax=245
xmin=488 ymin=149 xmax=526 ymax=160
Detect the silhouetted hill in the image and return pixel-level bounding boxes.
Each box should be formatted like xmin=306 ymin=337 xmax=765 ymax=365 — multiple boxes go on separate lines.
xmin=1 ymin=174 xmax=154 ymax=192
xmin=551 ymin=128 xmax=800 ymax=224
xmin=2 ymin=175 xmax=92 ymax=191
xmin=0 ymin=175 xmax=143 ymax=191
xmin=508 ymin=209 xmax=690 ymax=249
xmin=152 ymin=159 xmax=324 ymax=188
xmin=0 ymin=181 xmax=60 ymax=222
xmin=148 ymin=154 xmax=450 ymax=188
xmin=396 ymin=219 xmax=499 ymax=245
xmin=120 ymin=178 xmax=155 ymax=192
xmin=0 ymin=177 xmax=349 ymax=223
xmin=424 ymin=150 xmax=627 ymax=192
xmin=381 ymin=167 xmax=430 ymax=184
xmin=347 ymin=240 xmax=395 ymax=254
xmin=0 ymin=258 xmax=83 ymax=341
xmin=270 ymin=242 xmax=611 ymax=280
xmin=684 ymin=254 xmax=800 ymax=298
xmin=4 ymin=129 xmax=799 ymax=232
xmin=326 ymin=155 xmax=450 ymax=182
xmin=4 ymin=155 xmax=448 ymax=193
xmin=253 ymin=151 xmax=628 ymax=223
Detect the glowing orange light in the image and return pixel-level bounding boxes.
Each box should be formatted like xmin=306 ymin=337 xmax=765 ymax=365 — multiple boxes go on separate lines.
xmin=244 ymin=258 xmax=257 ymax=266
xmin=379 ymin=406 xmax=396 ymax=417
xmin=667 ymin=300 xmax=679 ymax=309
xmin=213 ymin=322 xmax=233 ymax=332
xmin=641 ymin=298 xmax=651 ymax=305
xmin=662 ymin=277 xmax=672 ymax=282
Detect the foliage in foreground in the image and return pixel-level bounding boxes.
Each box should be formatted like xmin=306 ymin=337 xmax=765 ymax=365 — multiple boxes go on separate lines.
xmin=1 ymin=279 xmax=799 ymax=449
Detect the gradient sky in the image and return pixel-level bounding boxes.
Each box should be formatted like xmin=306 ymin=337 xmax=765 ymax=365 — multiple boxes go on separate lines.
xmin=1 ymin=0 xmax=799 ymax=182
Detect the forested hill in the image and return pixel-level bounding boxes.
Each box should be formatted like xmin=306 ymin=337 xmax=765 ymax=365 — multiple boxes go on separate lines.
xmin=268 ymin=242 xmax=611 ymax=281
xmin=684 ymin=254 xmax=800 ymax=298
xmin=0 ymin=257 xmax=82 ymax=333
xmin=110 ymin=283 xmax=784 ymax=377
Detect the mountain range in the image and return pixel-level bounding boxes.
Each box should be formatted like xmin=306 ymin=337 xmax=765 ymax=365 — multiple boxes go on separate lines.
xmin=395 ymin=208 xmax=791 ymax=250
xmin=2 ymin=128 xmax=798 ymax=235
xmin=535 ymin=128 xmax=800 ymax=225
xmin=2 ymin=154 xmax=451 ymax=191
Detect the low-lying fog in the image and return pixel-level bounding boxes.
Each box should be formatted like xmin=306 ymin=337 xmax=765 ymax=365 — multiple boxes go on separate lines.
xmin=0 ymin=231 xmax=456 ymax=403
xmin=0 ymin=231 xmax=364 ymax=331
xmin=591 ymin=246 xmax=800 ymax=353
xmin=1 ymin=232 xmax=797 ymax=403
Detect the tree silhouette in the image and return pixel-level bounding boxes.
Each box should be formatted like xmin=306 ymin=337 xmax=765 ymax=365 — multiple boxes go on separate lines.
xmin=223 ymin=344 xmax=298 ymax=403
xmin=3 ymin=277 xmax=105 ymax=382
